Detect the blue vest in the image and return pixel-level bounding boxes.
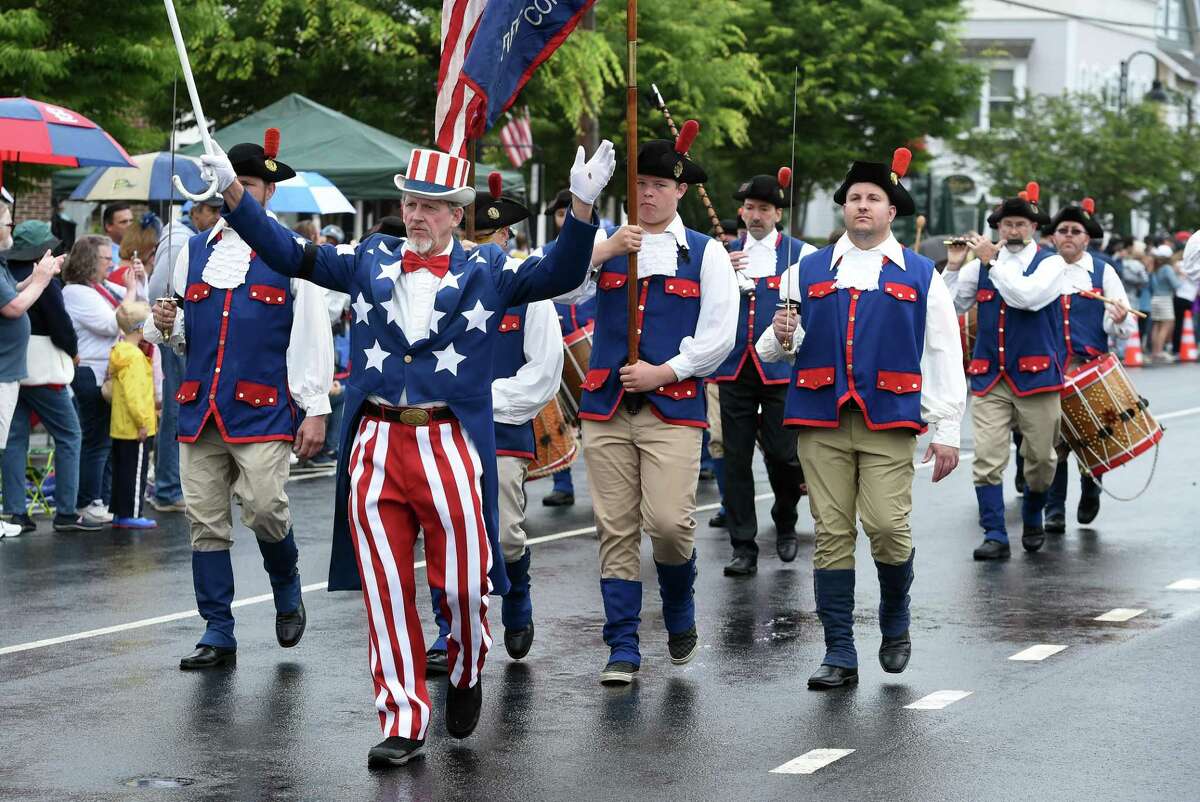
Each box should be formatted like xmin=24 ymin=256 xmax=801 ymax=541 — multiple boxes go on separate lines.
xmin=492 ymin=303 xmax=536 ymax=459
xmin=1061 ymin=256 xmax=1107 ymax=364
xmin=176 ymin=229 xmax=297 ymax=443
xmin=967 ymin=248 xmax=1064 ymax=396
xmin=712 ymin=233 xmax=809 ymax=385
xmin=555 ymin=296 xmax=596 ymax=337
xmin=783 ymin=245 xmax=932 ymax=432
xmin=579 ymin=227 xmax=710 ymax=427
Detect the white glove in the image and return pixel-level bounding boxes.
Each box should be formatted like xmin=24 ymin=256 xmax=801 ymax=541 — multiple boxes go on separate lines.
xmin=569 ymin=139 xmax=616 ymax=206
xmin=200 ymin=147 xmax=237 ymax=193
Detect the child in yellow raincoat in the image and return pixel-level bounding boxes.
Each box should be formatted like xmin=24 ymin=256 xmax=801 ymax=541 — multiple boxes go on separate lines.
xmin=108 ymin=301 xmax=157 ymax=529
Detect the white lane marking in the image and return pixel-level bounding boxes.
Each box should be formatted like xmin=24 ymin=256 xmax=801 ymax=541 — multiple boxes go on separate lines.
xmin=1167 ymin=578 xmax=1200 ymax=591
xmin=770 ymin=749 xmax=855 ymax=775
xmin=1157 ymin=405 xmax=1200 ymax=422
xmin=1094 ymin=608 xmax=1146 ymax=622
xmin=1009 ymin=644 xmax=1067 ymax=661
xmin=904 ymin=690 xmax=973 ymax=710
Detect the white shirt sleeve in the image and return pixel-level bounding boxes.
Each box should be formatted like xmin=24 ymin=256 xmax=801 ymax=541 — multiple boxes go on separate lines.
xmin=665 ymin=239 xmax=739 ymax=381
xmin=1184 ymin=230 xmax=1200 ymax=282
xmin=988 ymin=256 xmax=1064 ymax=311
xmin=143 ymin=246 xmax=187 ymax=353
xmin=941 ymin=258 xmax=980 ymax=315
xmin=920 ymin=272 xmax=967 ymax=448
xmin=755 ymin=263 xmax=805 ymax=363
xmin=492 ymin=299 xmax=565 ymax=425
xmin=286 ymin=278 xmax=334 ymax=416
xmin=1100 ymin=262 xmax=1140 ymax=339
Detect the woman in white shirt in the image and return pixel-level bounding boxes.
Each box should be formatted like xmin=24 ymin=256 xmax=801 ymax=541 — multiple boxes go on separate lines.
xmin=61 ymin=235 xmax=127 ymax=522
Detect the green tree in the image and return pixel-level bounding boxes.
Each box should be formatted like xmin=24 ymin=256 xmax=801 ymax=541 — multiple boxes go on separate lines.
xmin=952 ymin=93 xmax=1177 ymax=236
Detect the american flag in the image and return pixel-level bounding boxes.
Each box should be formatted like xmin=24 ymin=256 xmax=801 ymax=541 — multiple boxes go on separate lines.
xmin=498 ymin=108 xmax=534 ymax=167
xmin=435 ymin=0 xmax=488 ymax=157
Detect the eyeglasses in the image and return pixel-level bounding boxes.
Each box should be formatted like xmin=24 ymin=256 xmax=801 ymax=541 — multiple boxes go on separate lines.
xmin=1055 ymin=227 xmax=1088 ymax=236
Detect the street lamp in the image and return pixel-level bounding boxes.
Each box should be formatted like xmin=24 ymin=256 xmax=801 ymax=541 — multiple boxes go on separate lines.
xmin=1119 ymin=50 xmax=1169 ymax=111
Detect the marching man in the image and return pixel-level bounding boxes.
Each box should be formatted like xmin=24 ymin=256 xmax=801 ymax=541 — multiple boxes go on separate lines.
xmin=149 ymin=130 xmax=332 ymax=671
xmin=757 ymin=149 xmax=965 ymax=689
xmin=200 ymin=139 xmax=617 ymax=767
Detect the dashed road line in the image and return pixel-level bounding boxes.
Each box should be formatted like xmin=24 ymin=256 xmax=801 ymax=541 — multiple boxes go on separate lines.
xmin=1167 ymin=578 xmax=1200 ymax=591
xmin=1094 ymin=608 xmax=1146 ymax=622
xmin=904 ymin=690 xmax=973 ymax=710
xmin=770 ymin=749 xmax=855 ymax=775
xmin=1009 ymin=644 xmax=1068 ymax=661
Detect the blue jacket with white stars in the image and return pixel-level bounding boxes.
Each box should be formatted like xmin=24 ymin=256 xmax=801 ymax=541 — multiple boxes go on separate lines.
xmin=222 ymin=191 xmax=597 ymax=593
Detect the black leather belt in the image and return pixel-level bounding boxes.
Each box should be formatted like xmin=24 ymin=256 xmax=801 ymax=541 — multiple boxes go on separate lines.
xmin=362 ymin=401 xmax=455 ymax=426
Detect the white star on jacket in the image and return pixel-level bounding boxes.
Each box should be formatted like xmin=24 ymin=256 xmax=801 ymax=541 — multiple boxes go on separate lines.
xmin=440 ymin=271 xmax=462 ymax=291
xmin=429 ymin=309 xmax=445 ymax=334
xmin=380 ymin=297 xmax=401 ymax=326
xmin=351 ymin=292 xmax=373 ymax=325
xmin=363 ymin=340 xmax=389 ymax=372
xmin=461 ymin=299 xmax=493 ymax=333
xmin=432 ymin=343 xmax=466 ymax=375
xmin=378 ymin=259 xmax=404 ymax=285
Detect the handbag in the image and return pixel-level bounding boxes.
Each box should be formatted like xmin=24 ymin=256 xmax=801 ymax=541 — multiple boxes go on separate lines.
xmin=20 ymin=335 xmax=75 ymax=386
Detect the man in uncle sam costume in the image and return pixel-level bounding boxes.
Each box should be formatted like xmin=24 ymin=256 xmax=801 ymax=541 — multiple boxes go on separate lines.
xmin=757 ymin=148 xmax=965 ymax=691
xmin=148 ymin=128 xmax=333 ymax=673
xmin=198 ymin=138 xmax=618 ymax=768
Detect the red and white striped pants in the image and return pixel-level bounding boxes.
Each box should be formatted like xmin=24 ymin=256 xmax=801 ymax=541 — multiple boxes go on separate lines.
xmin=348 ymin=414 xmax=493 ymax=741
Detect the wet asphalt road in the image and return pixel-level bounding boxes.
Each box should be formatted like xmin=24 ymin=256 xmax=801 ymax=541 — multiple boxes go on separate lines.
xmin=2 ymin=365 xmax=1199 ymax=801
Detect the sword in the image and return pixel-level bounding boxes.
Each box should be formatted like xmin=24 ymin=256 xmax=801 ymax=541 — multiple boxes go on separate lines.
xmin=163 ymin=0 xmax=220 ymax=202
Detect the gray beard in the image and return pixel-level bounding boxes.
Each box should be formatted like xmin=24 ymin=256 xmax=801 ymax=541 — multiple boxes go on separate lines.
xmin=408 ymin=235 xmax=435 ymax=255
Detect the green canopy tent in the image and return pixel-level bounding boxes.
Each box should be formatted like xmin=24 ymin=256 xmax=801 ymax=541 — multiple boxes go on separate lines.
xmin=52 ymin=93 xmax=524 ymax=201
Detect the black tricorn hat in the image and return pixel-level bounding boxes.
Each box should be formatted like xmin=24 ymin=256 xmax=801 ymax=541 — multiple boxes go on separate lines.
xmin=228 ymin=127 xmax=296 ymax=183
xmin=547 ymin=188 xmax=573 ymax=214
xmin=733 ymin=167 xmax=792 ymax=208
xmin=473 ymin=172 xmax=530 ymax=231
xmin=832 ymin=148 xmax=915 ymax=217
xmin=719 ymin=217 xmax=740 ymax=235
xmin=987 ymin=182 xmax=1049 ymax=228
xmin=1047 ymin=197 xmax=1103 ymax=239
xmin=636 ymin=119 xmax=707 ymax=184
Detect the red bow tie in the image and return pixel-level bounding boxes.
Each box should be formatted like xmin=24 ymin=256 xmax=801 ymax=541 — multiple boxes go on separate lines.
xmin=402 ymin=250 xmax=451 ymax=278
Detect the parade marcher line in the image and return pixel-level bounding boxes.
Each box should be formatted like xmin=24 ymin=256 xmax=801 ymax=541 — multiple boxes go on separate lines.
xmin=4 ymin=403 xmax=1199 ymax=659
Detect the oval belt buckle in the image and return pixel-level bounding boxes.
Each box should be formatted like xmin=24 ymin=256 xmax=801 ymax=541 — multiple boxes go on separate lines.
xmin=400 ymin=408 xmax=429 ymax=426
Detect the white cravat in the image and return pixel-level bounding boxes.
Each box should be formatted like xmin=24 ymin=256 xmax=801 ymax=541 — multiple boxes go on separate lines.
xmin=743 ymin=231 xmax=778 ymax=279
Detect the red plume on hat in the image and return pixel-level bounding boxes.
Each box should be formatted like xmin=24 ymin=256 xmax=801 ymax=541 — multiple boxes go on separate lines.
xmin=675 ymin=119 xmax=699 ymax=154
xmin=1082 ymin=197 xmax=1095 ymax=214
xmin=1018 ymin=190 xmax=1029 ymax=201
xmin=263 ymin=128 xmax=280 ymax=160
xmin=488 ymin=171 xmax=502 ymax=201
xmin=1025 ymin=181 xmax=1040 ymax=204
xmin=891 ymin=147 xmax=912 ymax=179
xmin=777 ymin=166 xmax=792 ymax=189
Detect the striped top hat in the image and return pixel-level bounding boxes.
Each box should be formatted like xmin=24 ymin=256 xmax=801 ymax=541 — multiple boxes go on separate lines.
xmin=394 ymin=148 xmax=476 ymax=205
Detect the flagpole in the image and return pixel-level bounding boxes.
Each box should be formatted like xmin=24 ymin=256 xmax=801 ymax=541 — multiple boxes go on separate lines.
xmin=625 ymin=0 xmax=639 ymax=364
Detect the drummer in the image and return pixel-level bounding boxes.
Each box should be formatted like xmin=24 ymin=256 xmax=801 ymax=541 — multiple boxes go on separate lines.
xmin=426 ymin=178 xmax=563 ymax=672
xmin=1040 ymin=199 xmax=1136 ymax=532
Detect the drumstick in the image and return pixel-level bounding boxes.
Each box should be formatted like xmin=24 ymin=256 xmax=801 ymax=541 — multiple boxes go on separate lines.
xmin=1080 ymin=289 xmax=1147 ymax=319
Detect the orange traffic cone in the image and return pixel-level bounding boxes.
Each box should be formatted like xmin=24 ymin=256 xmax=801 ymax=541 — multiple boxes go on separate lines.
xmin=1181 ymin=310 xmax=1198 ymax=362
xmin=1124 ymin=334 xmax=1144 ymax=367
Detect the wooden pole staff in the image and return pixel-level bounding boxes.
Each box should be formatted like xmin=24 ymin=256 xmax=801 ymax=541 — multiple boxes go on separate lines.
xmin=1081 ymin=289 xmax=1147 ymax=319
xmin=625 ymin=1 xmax=639 ymax=363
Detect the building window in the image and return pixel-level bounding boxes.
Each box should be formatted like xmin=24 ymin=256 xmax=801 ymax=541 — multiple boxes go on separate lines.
xmin=975 ymin=63 xmax=1025 ymax=130
xmin=1157 ymin=0 xmax=1190 ymax=44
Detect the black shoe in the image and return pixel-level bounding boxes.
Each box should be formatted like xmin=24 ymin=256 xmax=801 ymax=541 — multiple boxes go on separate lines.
xmin=53 ymin=513 xmax=103 ymax=532
xmin=9 ymin=513 xmax=38 ymax=533
xmin=425 ymin=647 xmax=449 ymax=675
xmin=698 ymin=467 xmax=715 ymax=481
xmin=708 ymin=510 xmax=727 ymax=528
xmin=179 ymin=645 xmax=237 ymax=670
xmin=1044 ymin=512 xmax=1066 ymax=534
xmin=879 ymin=632 xmax=911 ymax=674
xmin=276 ymin=598 xmax=306 ymax=648
xmin=542 ymin=491 xmax=575 ymax=507
xmin=776 ymin=534 xmax=799 ymax=563
xmin=367 ymin=736 xmax=425 ymax=768
xmin=445 ymin=680 xmax=482 ymax=739
xmin=723 ymin=552 xmax=757 ymax=577
xmin=807 ymin=664 xmax=858 ymax=690
xmin=1077 ymin=494 xmax=1100 ymax=525
xmin=504 ymin=621 xmax=534 ymax=660
xmin=599 ymin=660 xmax=639 ymax=686
xmin=667 ymin=625 xmax=699 ymax=664
xmin=973 ymin=539 xmax=1011 ymax=561
xmin=1022 ymin=525 xmax=1045 ymax=553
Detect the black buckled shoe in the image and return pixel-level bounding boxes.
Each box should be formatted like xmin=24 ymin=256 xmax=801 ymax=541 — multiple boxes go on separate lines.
xmin=1077 ymin=494 xmax=1100 ymax=525
xmin=1022 ymin=525 xmax=1045 ymax=553
xmin=708 ymin=510 xmax=727 ymax=528
xmin=973 ymin=539 xmax=1011 ymax=561
xmin=542 ymin=491 xmax=575 ymax=507
xmin=367 ymin=736 xmax=425 ymax=768
xmin=599 ymin=660 xmax=638 ymax=686
xmin=723 ymin=552 xmax=757 ymax=577
xmin=425 ymin=646 xmax=449 ymax=676
xmin=879 ymin=632 xmax=911 ymax=674
xmin=806 ymin=664 xmax=858 ymax=690
xmin=276 ymin=598 xmax=306 ymax=648
xmin=776 ymin=534 xmax=799 ymax=563
xmin=179 ymin=645 xmax=237 ymax=670
xmin=1044 ymin=512 xmax=1066 ymax=534
xmin=667 ymin=625 xmax=699 ymax=664
xmin=504 ymin=622 xmax=534 ymax=660
xmin=445 ymin=680 xmax=482 ymax=739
